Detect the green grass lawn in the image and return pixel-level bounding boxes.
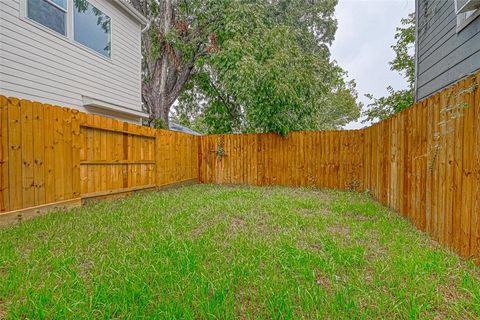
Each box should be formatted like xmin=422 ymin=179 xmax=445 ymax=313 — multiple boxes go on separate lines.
xmin=1 ymin=185 xmax=479 ymax=319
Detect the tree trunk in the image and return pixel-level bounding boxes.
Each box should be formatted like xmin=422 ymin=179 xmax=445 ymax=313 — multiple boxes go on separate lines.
xmin=143 ymin=84 xmax=175 ymax=128
xmin=131 ymin=0 xmax=204 ymax=128
xmin=156 ymin=0 xmax=172 ymax=127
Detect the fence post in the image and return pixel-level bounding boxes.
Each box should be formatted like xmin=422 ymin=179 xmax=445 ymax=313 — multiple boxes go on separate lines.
xmin=472 ymin=73 xmax=480 ymax=261
xmin=72 ymin=109 xmax=81 ymax=199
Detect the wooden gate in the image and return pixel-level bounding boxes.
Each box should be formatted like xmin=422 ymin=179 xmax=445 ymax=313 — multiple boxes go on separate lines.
xmin=78 ymin=113 xmax=157 ymax=198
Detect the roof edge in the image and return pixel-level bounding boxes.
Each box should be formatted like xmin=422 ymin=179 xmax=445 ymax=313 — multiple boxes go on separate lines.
xmin=82 ymin=96 xmax=149 ymax=118
xmin=114 ymin=0 xmax=148 ymax=25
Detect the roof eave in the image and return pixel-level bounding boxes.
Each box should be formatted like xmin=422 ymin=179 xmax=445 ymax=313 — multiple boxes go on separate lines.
xmin=115 ymin=0 xmax=149 ymax=26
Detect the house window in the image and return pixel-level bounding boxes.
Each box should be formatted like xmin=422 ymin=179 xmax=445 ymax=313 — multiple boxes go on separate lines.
xmin=455 ymin=0 xmax=480 ymax=32
xmin=27 ymin=0 xmax=67 ymax=36
xmin=73 ymin=0 xmax=111 ymax=58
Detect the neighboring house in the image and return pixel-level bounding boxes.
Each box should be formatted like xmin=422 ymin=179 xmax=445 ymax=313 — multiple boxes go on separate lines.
xmin=415 ymin=0 xmax=480 ymax=101
xmin=169 ymin=122 xmax=202 ymax=136
xmin=0 ymin=0 xmax=148 ymax=123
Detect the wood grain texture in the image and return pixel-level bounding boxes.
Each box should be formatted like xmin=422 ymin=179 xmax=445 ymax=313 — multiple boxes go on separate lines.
xmin=0 ymin=96 xmax=198 ymax=214
xmin=0 ymin=96 xmax=8 ymax=212
xmin=199 ymin=130 xmax=364 ymax=191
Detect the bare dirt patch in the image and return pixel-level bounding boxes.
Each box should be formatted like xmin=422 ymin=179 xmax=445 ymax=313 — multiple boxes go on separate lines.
xmin=315 ymin=273 xmax=334 ymax=294
xmin=229 ymin=216 xmax=247 ymax=233
xmin=261 ymin=187 xmax=330 ymax=201
xmin=297 ymin=240 xmax=323 ymax=253
xmin=191 ymin=213 xmax=226 ymax=239
xmin=344 ymin=211 xmax=374 ymax=222
xmin=234 ymin=284 xmax=263 ymax=319
xmin=0 ymin=299 xmax=8 ymax=320
xmin=297 ymin=207 xmax=332 ymax=217
xmin=324 ymin=222 xmax=389 ymax=261
xmin=326 ymin=223 xmax=350 ymax=237
xmin=360 ymin=231 xmax=389 ymax=260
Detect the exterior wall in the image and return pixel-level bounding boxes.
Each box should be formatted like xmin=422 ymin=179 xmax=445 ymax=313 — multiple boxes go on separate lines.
xmin=416 ymin=0 xmax=480 ymax=101
xmin=0 ymin=0 xmax=144 ymax=123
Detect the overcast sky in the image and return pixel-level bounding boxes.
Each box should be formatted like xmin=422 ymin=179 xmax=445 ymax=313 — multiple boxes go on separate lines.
xmin=330 ymin=0 xmax=415 ymax=129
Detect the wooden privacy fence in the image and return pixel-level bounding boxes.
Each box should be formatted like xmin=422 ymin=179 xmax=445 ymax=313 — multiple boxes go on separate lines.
xmin=364 ymin=75 xmax=480 ymax=260
xmin=0 ymin=96 xmax=198 ymax=215
xmin=199 ymin=73 xmax=480 ymax=261
xmin=79 ymin=114 xmax=157 ymax=198
xmin=0 ymin=72 xmax=479 ymax=261
xmin=199 ymin=131 xmax=365 ymax=190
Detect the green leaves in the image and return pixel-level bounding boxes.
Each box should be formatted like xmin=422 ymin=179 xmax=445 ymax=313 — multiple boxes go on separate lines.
xmin=135 ymin=0 xmax=360 ymax=134
xmin=173 ymin=0 xmax=360 ymax=136
xmin=363 ymin=12 xmax=415 ymax=123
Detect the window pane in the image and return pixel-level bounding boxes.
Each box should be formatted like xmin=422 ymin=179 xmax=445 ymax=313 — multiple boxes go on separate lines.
xmin=51 ymin=0 xmax=67 ymax=10
xmin=27 ymin=0 xmax=66 ymax=36
xmin=74 ymin=0 xmax=111 ymax=58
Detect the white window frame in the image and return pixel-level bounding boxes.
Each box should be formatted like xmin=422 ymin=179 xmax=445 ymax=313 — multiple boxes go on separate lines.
xmin=20 ymin=0 xmax=113 ymax=61
xmin=72 ymin=0 xmax=112 ymax=59
xmin=43 ymin=0 xmax=68 ymax=11
xmin=455 ymin=0 xmax=480 ymax=32
xmin=24 ymin=0 xmax=69 ymax=37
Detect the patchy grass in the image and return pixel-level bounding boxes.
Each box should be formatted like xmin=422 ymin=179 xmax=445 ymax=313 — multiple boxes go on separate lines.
xmin=0 ymin=185 xmax=479 ymax=319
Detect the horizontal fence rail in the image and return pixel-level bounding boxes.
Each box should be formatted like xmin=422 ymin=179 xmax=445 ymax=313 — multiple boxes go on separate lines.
xmin=79 ymin=113 xmax=157 ymax=198
xmin=0 ymin=97 xmax=199 ymax=214
xmin=0 ymin=71 xmax=479 ymax=262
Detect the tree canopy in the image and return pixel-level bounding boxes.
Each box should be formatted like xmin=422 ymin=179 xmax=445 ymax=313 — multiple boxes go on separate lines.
xmin=133 ymin=0 xmax=361 ymax=135
xmin=362 ymin=12 xmax=415 ymax=123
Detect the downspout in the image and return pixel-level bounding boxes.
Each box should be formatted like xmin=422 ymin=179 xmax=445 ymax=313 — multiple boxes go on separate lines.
xmin=141 ymin=22 xmax=150 ymax=33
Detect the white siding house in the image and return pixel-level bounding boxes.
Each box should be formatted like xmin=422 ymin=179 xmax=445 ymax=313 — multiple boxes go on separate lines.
xmin=0 ymin=0 xmax=148 ymax=123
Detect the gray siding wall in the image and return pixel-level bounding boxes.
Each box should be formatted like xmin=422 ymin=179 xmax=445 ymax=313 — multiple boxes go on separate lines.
xmin=0 ymin=0 xmax=143 ymax=122
xmin=416 ymin=0 xmax=480 ymax=101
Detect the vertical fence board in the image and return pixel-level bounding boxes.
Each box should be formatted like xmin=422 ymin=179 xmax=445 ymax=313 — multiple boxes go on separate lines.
xmin=44 ymin=105 xmax=56 ymax=203
xmin=471 ymin=74 xmax=480 ymax=260
xmin=72 ymin=111 xmax=81 ymax=198
xmin=8 ymin=98 xmax=22 ymax=211
xmin=0 ymin=97 xmax=9 ymax=212
xmin=32 ymin=102 xmax=45 ymax=206
xmin=20 ymin=100 xmax=34 ymax=209
xmin=63 ymin=108 xmax=73 ymax=200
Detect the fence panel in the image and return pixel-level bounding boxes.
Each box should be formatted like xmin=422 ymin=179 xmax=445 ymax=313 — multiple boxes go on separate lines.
xmin=199 ymin=130 xmax=364 ymax=190
xmin=0 ymin=98 xmax=80 ymax=213
xmin=360 ymin=75 xmax=479 ymax=260
xmin=78 ymin=114 xmax=157 ymax=198
xmin=155 ymin=130 xmax=198 ymax=187
xmin=0 ymin=96 xmax=199 ymax=213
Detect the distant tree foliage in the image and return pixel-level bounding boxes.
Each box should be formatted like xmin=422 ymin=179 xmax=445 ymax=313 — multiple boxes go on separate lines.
xmin=173 ymin=0 xmax=361 ymax=136
xmin=133 ymin=0 xmax=361 ymax=135
xmin=130 ymin=0 xmax=227 ymax=128
xmin=363 ymin=12 xmax=415 ymax=123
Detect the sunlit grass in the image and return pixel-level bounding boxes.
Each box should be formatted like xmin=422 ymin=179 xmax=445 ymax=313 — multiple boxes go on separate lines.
xmin=1 ymin=185 xmax=479 ymax=319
